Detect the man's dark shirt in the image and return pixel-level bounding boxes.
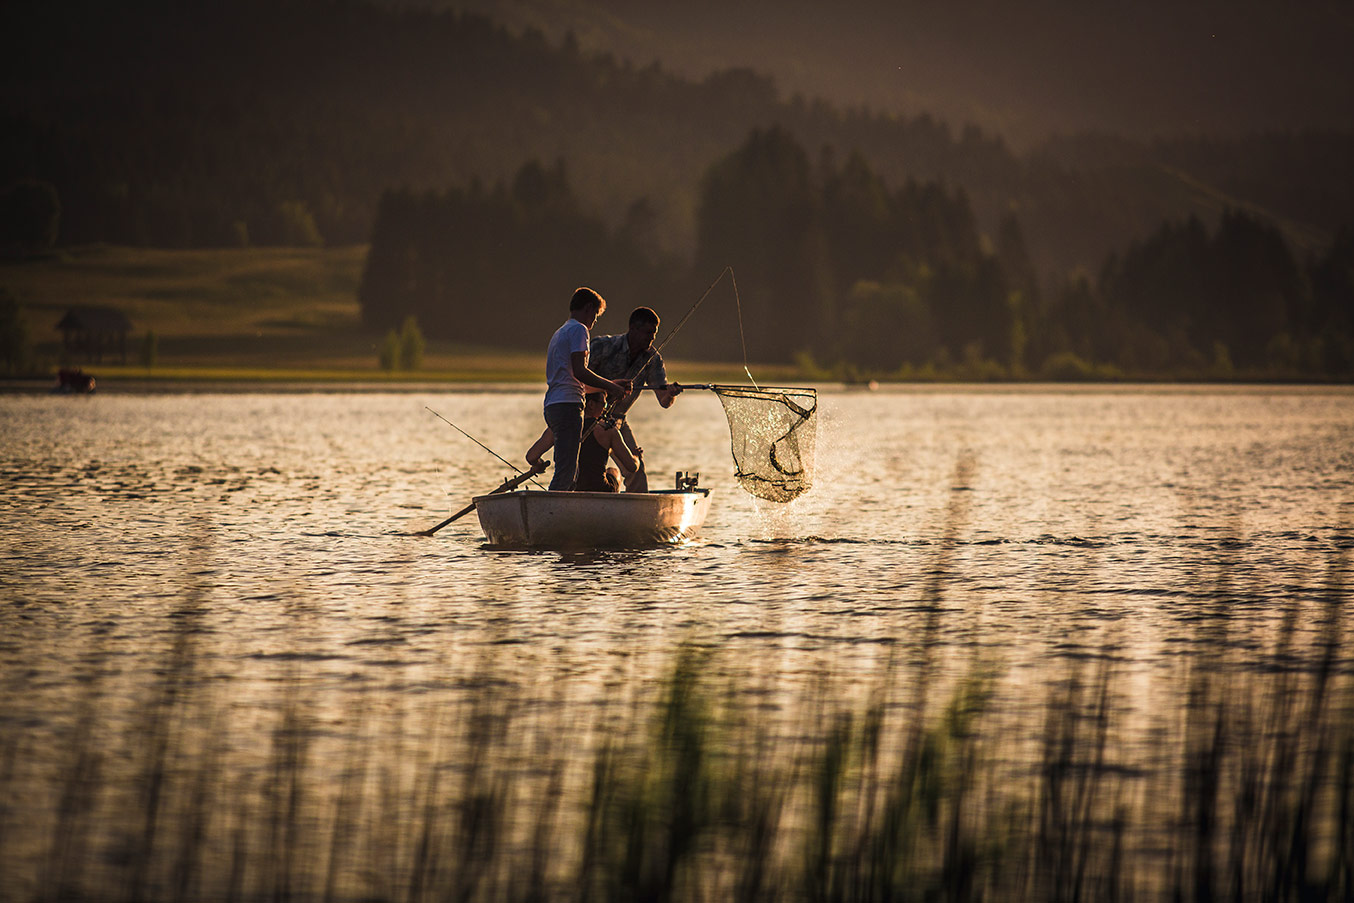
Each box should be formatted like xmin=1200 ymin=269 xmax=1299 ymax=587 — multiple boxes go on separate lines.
xmin=589 ymin=334 xmax=667 ymax=387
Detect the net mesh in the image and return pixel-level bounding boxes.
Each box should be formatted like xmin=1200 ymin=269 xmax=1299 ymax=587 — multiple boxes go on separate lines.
xmin=711 ymin=385 xmax=818 ymax=502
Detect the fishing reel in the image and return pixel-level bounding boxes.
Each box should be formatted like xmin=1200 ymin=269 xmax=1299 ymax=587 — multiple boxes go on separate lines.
xmin=675 ymin=471 xmax=700 ymax=492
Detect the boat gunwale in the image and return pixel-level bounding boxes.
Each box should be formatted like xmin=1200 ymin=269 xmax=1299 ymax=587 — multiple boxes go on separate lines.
xmin=472 ymin=487 xmax=711 ymax=505
xmin=472 ymin=487 xmax=712 ymax=549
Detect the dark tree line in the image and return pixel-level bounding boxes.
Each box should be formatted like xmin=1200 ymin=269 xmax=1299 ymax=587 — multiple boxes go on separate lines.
xmin=1036 ymin=214 xmax=1354 ymax=377
xmin=360 ymin=128 xmax=1032 ymax=369
xmin=358 ymin=160 xmax=682 ymax=347
xmin=693 ymin=127 xmax=1025 ymax=369
xmin=4 ymin=0 xmax=1351 ymax=286
xmin=362 ymin=126 xmax=1353 ymax=378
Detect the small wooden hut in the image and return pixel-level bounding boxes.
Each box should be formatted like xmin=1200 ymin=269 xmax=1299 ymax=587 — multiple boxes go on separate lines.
xmin=56 ymin=306 xmax=133 ymax=364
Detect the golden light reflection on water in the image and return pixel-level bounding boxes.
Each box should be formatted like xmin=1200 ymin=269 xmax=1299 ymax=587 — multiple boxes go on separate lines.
xmin=0 ymin=387 xmax=1351 ymax=899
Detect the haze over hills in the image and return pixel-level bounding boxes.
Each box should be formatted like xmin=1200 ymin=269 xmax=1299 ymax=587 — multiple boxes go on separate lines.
xmin=414 ymin=0 xmax=1354 ymax=148
xmin=3 ymin=0 xmax=1352 ymax=377
xmin=5 ymin=0 xmax=1350 ymax=272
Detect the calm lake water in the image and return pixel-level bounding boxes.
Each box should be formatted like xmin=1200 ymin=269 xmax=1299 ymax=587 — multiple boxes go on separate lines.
xmin=2 ymin=384 xmax=1352 ymax=900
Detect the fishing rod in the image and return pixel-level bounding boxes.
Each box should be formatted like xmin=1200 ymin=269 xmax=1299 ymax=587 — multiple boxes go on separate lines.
xmin=597 ymin=266 xmax=755 ymax=425
xmin=630 ymin=266 xmax=754 ymax=383
xmin=651 ymin=266 xmax=734 ymax=360
xmin=424 ymin=406 xmax=546 ymax=489
xmin=728 ymin=268 xmax=758 ymax=390
xmin=416 ymin=406 xmax=549 ymax=536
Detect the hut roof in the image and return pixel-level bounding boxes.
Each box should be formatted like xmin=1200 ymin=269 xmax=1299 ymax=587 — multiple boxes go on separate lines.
xmin=56 ymin=306 xmax=133 ymax=332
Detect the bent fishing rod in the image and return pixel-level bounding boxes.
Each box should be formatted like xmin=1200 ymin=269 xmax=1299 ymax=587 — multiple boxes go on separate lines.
xmin=596 ymin=266 xmax=755 ymax=427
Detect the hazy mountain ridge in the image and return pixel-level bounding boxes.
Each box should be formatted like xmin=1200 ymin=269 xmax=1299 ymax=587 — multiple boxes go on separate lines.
xmin=422 ymin=0 xmax=1354 ymax=147
xmin=2 ymin=0 xmax=1349 ymax=278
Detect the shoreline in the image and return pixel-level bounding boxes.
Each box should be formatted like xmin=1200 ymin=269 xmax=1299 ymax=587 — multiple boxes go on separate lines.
xmin=0 ymin=377 xmax=543 ymax=395
xmin=5 ymin=375 xmax=1352 ymax=396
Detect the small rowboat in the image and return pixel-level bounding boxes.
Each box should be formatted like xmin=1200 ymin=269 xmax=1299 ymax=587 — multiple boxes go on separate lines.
xmin=474 ymin=488 xmax=712 ymax=549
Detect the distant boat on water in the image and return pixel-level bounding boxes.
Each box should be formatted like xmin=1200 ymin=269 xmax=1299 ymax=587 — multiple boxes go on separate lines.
xmin=53 ymin=368 xmax=96 ymax=394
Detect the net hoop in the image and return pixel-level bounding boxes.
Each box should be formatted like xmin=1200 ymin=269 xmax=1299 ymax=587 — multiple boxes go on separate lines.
xmin=708 ymin=384 xmax=818 ymax=503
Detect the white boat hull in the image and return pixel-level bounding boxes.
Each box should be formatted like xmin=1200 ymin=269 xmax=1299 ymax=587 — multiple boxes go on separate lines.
xmin=473 ymin=489 xmax=712 ymax=549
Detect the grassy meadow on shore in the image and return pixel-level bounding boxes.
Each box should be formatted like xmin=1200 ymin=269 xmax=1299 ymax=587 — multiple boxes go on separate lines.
xmin=2 ymin=244 xmax=805 ymax=386
xmin=3 ymin=244 xmax=525 ymax=380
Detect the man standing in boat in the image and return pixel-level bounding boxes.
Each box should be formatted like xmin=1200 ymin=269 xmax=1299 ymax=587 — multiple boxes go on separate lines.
xmin=589 ymin=306 xmax=682 ymax=471
xmin=544 ymin=287 xmax=630 ymax=491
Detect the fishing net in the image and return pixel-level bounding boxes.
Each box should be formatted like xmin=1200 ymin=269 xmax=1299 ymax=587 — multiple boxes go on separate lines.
xmin=710 ymin=385 xmax=818 ymax=502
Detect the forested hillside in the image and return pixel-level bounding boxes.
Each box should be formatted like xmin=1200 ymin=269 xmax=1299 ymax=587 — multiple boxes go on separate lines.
xmin=3 ymin=0 xmax=1349 ymax=275
xmin=361 ymin=129 xmax=1353 ymax=377
xmin=4 ymin=0 xmax=1352 ymax=377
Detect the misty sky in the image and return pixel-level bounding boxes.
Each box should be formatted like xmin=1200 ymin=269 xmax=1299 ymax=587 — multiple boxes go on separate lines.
xmin=406 ymin=0 xmax=1354 ymax=147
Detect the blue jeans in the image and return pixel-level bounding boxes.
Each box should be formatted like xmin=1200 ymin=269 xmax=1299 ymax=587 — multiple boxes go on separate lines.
xmin=544 ymin=402 xmax=584 ymax=491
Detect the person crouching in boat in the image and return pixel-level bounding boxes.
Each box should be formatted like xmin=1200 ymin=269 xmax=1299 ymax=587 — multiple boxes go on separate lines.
xmin=542 ymin=287 xmax=631 ymax=491
xmin=527 ymin=390 xmax=646 ymax=492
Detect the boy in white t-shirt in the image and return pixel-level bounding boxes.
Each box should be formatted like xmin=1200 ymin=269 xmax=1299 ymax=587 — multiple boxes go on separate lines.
xmin=542 ymin=287 xmax=630 ymax=490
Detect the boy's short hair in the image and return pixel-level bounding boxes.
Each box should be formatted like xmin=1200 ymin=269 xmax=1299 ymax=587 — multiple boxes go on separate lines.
xmin=571 ymin=287 xmax=606 ymax=312
xmin=629 ymin=306 xmax=660 ymax=328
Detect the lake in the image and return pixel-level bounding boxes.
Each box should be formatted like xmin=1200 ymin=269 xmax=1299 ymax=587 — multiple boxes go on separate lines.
xmin=2 ymin=384 xmax=1351 ymax=901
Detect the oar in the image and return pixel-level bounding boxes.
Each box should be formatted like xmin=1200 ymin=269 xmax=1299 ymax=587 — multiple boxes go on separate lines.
xmin=416 ymin=463 xmax=547 ymax=537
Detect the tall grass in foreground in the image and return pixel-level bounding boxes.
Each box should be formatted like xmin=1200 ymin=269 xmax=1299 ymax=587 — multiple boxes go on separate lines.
xmin=2 ymin=570 xmax=1350 ymax=902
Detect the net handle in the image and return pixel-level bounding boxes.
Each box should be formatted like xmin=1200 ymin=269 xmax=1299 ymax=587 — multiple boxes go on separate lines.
xmin=648 ymin=384 xmax=816 ymax=395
